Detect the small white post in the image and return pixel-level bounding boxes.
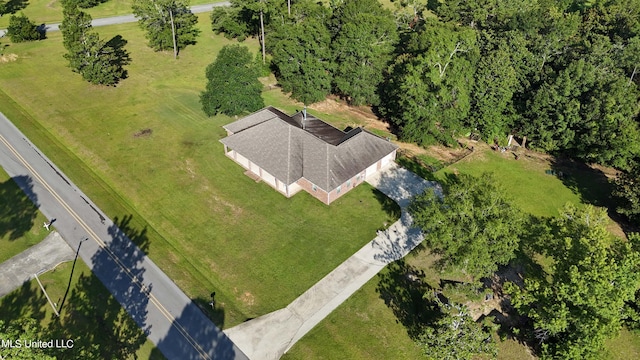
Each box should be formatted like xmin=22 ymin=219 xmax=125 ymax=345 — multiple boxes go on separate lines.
xmin=34 ymin=273 xmax=59 ymax=317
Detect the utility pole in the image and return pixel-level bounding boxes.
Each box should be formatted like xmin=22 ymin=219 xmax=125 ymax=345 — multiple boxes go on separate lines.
xmin=169 ymin=7 xmax=178 ymax=59
xmin=260 ymin=8 xmax=266 ymax=64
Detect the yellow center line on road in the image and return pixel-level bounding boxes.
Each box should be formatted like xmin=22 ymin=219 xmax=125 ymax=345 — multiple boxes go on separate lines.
xmin=0 ymin=133 xmax=211 ymax=360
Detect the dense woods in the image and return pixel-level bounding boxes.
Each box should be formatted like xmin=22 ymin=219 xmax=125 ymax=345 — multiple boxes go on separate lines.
xmin=213 ymin=0 xmax=640 ymax=166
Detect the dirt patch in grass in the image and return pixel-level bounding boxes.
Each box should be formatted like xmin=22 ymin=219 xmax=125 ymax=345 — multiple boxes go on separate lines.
xmin=133 ymin=128 xmax=152 ymax=138
xmin=0 ymin=54 xmax=18 ymax=63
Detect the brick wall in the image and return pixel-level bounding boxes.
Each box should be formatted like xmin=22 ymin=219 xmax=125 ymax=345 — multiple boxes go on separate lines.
xmin=296 ymin=177 xmax=330 ymax=204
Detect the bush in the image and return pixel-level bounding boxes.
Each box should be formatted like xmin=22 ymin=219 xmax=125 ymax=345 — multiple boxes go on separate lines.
xmin=7 ymin=14 xmax=45 ymax=42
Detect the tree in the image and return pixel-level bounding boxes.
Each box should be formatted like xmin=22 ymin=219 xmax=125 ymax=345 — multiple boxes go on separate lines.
xmin=200 ymin=45 xmax=264 ymax=116
xmin=6 ymin=13 xmax=45 ymax=42
xmin=418 ymin=302 xmax=497 ymax=360
xmin=76 ymin=0 xmax=108 ymax=9
xmin=210 ymin=5 xmax=251 ymax=41
xmin=0 ymin=319 xmax=56 ymax=359
xmin=378 ymin=19 xmax=478 ymax=145
xmin=269 ymin=0 xmax=333 ymax=105
xmin=330 ymin=0 xmax=398 ymax=105
xmin=132 ymin=0 xmax=199 ymax=57
xmin=613 ymin=162 xmax=640 ymax=226
xmin=210 ymin=0 xmax=283 ymax=63
xmin=60 ymin=0 xmax=131 ymax=85
xmin=522 ymin=59 xmax=640 ymax=169
xmin=506 ymin=204 xmax=640 ymax=359
xmin=409 ymin=172 xmax=524 ymax=281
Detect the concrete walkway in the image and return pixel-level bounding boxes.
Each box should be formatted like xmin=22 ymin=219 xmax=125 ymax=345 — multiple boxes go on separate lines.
xmin=224 ymin=163 xmax=439 ymax=359
xmin=0 ymin=231 xmax=74 ymax=298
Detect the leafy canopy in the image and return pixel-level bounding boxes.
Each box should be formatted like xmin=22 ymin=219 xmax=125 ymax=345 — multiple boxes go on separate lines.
xmin=269 ymin=0 xmax=333 ymax=105
xmin=330 ymin=0 xmax=398 ymax=106
xmin=132 ymin=0 xmax=200 ymax=53
xmin=506 ymin=204 xmax=640 ymax=360
xmin=409 ymin=172 xmax=523 ymax=281
xmin=7 ymin=13 xmax=45 ymax=42
xmin=60 ymin=0 xmax=131 ymax=85
xmin=200 ymin=44 xmax=264 ymax=117
xmin=418 ymin=303 xmax=497 ymax=360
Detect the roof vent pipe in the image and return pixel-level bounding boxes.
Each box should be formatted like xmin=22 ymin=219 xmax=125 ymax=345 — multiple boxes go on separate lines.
xmin=303 ymin=106 xmax=307 ymax=129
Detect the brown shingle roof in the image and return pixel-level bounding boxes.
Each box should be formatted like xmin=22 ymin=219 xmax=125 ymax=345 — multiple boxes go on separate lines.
xmin=220 ymin=107 xmax=398 ymax=191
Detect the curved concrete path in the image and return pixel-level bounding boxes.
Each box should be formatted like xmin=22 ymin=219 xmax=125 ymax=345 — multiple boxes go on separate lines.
xmin=224 ymin=164 xmax=440 ymax=359
xmin=0 ymin=231 xmax=74 ymax=298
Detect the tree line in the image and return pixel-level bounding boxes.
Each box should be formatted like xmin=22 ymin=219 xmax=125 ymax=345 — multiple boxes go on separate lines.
xmin=213 ymin=0 xmax=640 ymax=164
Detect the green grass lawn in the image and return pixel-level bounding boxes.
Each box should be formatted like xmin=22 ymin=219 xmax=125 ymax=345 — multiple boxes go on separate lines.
xmin=0 ymin=0 xmax=225 ymax=29
xmin=0 ymin=16 xmax=397 ymax=327
xmin=0 ymin=166 xmax=50 ymax=263
xmin=0 ymin=259 xmax=164 ymax=359
xmin=435 ymin=150 xmax=584 ymax=217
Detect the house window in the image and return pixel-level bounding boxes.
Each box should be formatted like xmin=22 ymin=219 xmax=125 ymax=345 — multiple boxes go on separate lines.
xmin=312 ymin=184 xmax=317 ymax=192
xmin=336 ymin=186 xmax=341 ymax=194
xmin=347 ymin=180 xmax=351 ymax=188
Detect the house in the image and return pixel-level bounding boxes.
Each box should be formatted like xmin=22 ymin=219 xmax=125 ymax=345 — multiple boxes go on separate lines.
xmin=220 ymin=106 xmax=398 ymax=204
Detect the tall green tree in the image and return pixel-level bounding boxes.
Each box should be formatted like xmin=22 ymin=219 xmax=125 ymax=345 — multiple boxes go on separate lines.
xmin=418 ymin=302 xmax=497 ymax=360
xmin=507 ymin=204 xmax=640 ymax=360
xmin=409 ymin=172 xmax=523 ymax=281
xmin=379 ymin=19 xmax=478 ymax=145
xmin=60 ymin=0 xmax=131 ymax=85
xmin=210 ymin=0 xmax=283 ymax=63
xmin=132 ymin=0 xmax=199 ymax=57
xmin=269 ymin=0 xmax=333 ymax=104
xmin=0 ymin=319 xmax=56 ymax=359
xmin=200 ymin=45 xmax=264 ymax=116
xmin=330 ymin=0 xmax=398 ymax=105
xmin=613 ymin=162 xmax=640 ymax=226
xmin=470 ymin=31 xmax=532 ymax=142
xmin=7 ymin=13 xmax=45 ymax=42
xmin=523 ymin=59 xmax=640 ymax=168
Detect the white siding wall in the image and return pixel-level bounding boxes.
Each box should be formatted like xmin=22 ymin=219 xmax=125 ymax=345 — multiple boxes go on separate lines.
xmin=262 ymin=170 xmax=276 ymax=187
xmin=381 ymin=153 xmax=393 ymax=168
xmin=249 ymin=161 xmax=259 ymax=174
xmin=277 ymin=179 xmax=286 ymax=192
xmin=236 ymin=152 xmax=249 ymax=168
xmin=288 ymin=182 xmax=302 ymax=195
xmin=365 ymin=163 xmax=378 ymax=178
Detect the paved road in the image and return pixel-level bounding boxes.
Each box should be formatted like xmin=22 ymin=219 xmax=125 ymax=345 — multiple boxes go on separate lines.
xmin=0 ymin=2 xmax=229 ymax=37
xmin=225 ymin=164 xmax=439 ymax=359
xmin=0 ymin=113 xmax=247 ymax=360
xmin=0 ymin=231 xmax=74 ymax=298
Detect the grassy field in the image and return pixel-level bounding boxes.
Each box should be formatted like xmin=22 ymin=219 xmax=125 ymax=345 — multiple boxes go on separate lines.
xmin=286 ymin=145 xmax=636 ymax=359
xmin=0 ymin=166 xmax=50 ymax=263
xmin=0 ymin=0 xmax=225 ymax=29
xmin=0 ymin=15 xmax=397 ymax=328
xmin=0 ymin=259 xmax=164 ymax=359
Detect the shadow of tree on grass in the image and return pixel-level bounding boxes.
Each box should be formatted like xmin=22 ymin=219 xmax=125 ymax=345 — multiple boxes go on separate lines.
xmin=0 ymin=281 xmax=47 ymax=325
xmin=47 ymin=214 xmax=152 ymax=359
xmin=1 ymin=0 xmax=29 ymax=16
xmin=549 ymin=157 xmax=614 ymax=208
xmin=376 ymin=259 xmax=441 ymax=339
xmin=0 ymin=175 xmax=39 ymax=241
xmin=372 ymin=188 xmax=401 ymax=221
